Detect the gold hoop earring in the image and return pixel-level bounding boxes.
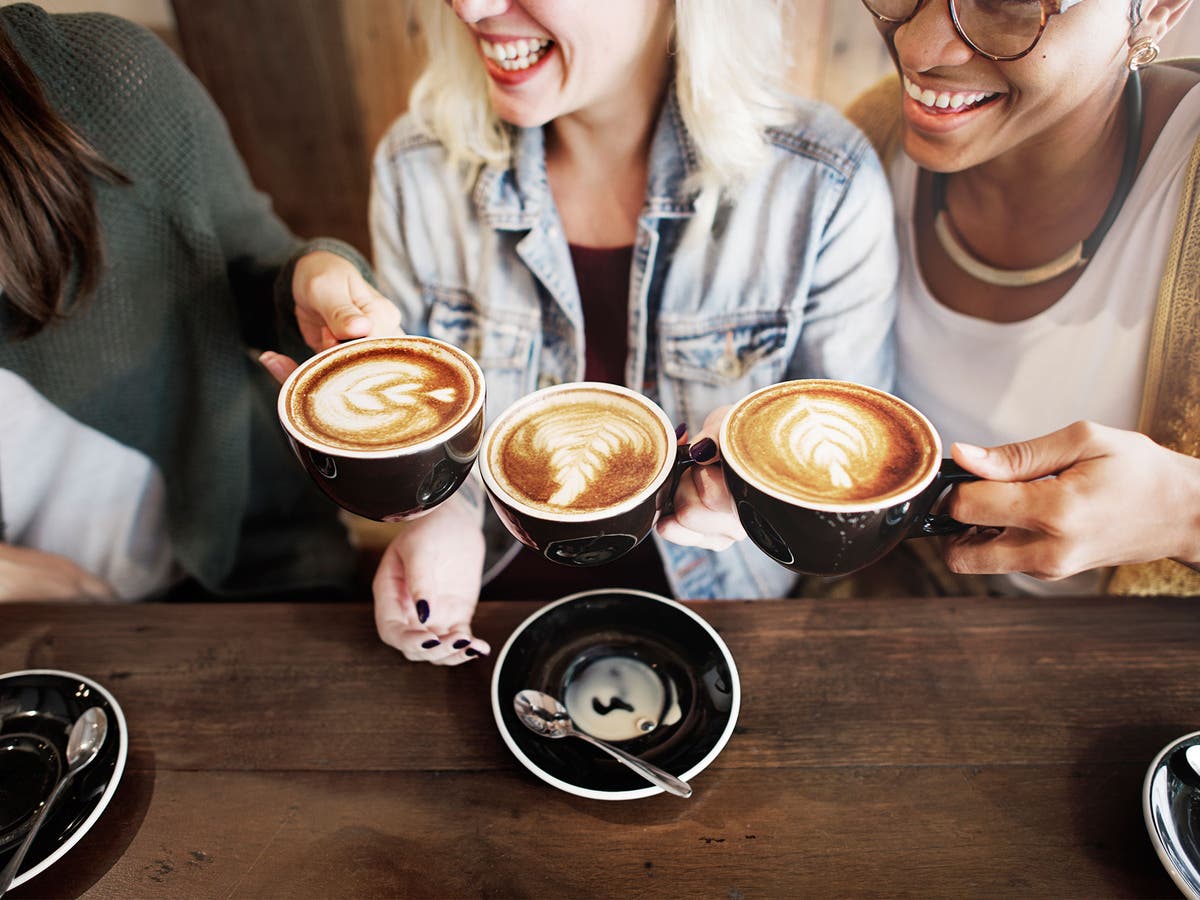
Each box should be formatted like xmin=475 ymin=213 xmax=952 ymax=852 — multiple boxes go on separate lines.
xmin=1128 ymin=36 xmax=1159 ymax=71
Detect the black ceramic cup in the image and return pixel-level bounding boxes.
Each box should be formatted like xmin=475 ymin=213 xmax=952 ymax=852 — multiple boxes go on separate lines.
xmin=719 ymin=379 xmax=976 ymax=577
xmin=277 ymin=336 xmax=486 ymax=522
xmin=478 ymin=382 xmax=691 ymax=567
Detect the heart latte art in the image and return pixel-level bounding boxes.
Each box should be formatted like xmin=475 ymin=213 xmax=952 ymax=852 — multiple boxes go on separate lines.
xmin=486 ymin=385 xmax=670 ymax=515
xmin=285 ymin=338 xmax=481 ymax=453
xmin=723 ymin=381 xmax=939 ymax=507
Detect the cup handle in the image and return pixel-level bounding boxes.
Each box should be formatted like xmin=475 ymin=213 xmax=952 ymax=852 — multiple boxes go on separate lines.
xmin=661 ymin=445 xmax=696 ymax=518
xmin=915 ymin=459 xmax=980 ymax=537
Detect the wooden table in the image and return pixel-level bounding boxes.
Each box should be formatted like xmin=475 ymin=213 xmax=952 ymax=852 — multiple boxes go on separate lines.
xmin=2 ymin=595 xmax=1197 ymax=898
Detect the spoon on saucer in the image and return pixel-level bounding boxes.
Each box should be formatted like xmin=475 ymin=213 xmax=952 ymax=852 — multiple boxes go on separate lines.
xmin=0 ymin=706 xmax=108 ymax=896
xmin=513 ymin=689 xmax=692 ymax=798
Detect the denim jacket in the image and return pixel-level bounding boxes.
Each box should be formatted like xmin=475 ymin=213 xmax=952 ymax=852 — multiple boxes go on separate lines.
xmin=370 ymin=87 xmax=898 ymax=600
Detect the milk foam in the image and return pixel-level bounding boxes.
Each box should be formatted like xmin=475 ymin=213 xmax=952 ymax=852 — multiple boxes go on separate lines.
xmin=488 ymin=386 xmax=669 ymax=515
xmin=724 ymin=381 xmax=938 ymax=506
xmin=287 ymin=340 xmax=478 ymax=452
xmin=563 ymin=655 xmax=682 ymax=742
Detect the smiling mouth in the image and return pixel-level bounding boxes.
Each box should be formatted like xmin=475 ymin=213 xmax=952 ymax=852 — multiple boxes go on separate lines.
xmin=903 ymin=75 xmax=1002 ymax=113
xmin=479 ymin=37 xmax=554 ymax=72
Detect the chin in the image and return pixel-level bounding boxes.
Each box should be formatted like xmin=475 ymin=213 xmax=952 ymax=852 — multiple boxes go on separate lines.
xmin=487 ymin=94 xmax=555 ymax=130
xmin=901 ymin=130 xmax=977 ymax=175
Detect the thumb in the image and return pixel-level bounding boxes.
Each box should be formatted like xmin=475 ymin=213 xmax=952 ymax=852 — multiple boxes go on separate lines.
xmin=951 ymin=422 xmax=1097 ymax=483
xmin=258 ymin=351 xmax=299 ymax=386
xmin=687 ymin=404 xmax=732 ymax=467
xmin=348 ymin=276 xmax=404 ymax=338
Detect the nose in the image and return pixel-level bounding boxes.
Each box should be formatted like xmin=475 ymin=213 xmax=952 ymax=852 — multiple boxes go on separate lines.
xmin=892 ymin=0 xmax=976 ymax=72
xmin=448 ymin=0 xmax=510 ymax=24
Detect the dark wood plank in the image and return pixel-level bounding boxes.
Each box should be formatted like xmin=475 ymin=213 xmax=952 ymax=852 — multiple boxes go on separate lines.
xmin=169 ymin=0 xmax=419 ymax=252
xmin=13 ymin=764 xmax=1175 ymax=899
xmin=1 ymin=598 xmax=1196 ymax=773
xmin=3 ymin=597 xmax=1196 ymax=897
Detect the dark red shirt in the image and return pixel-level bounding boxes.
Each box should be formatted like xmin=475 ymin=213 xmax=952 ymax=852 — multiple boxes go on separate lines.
xmin=480 ymin=244 xmax=674 ymax=602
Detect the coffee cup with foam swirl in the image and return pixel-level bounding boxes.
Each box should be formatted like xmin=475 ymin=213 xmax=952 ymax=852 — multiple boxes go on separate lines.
xmin=478 ymin=382 xmax=691 ymax=567
xmin=278 ymin=336 xmax=485 ymax=521
xmin=719 ymin=379 xmax=976 ymax=576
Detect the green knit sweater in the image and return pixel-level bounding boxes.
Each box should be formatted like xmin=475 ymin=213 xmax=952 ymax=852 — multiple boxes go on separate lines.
xmin=0 ymin=4 xmax=367 ymax=596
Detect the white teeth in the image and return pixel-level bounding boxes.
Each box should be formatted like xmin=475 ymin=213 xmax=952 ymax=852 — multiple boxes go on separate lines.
xmin=903 ymin=75 xmax=997 ymax=111
xmin=480 ymin=37 xmax=553 ymax=71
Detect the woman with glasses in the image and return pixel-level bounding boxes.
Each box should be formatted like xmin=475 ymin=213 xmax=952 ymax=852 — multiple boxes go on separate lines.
xmin=848 ymin=0 xmax=1200 ymax=594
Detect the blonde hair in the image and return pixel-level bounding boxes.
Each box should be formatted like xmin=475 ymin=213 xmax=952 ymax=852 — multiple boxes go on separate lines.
xmin=408 ymin=0 xmax=793 ymax=201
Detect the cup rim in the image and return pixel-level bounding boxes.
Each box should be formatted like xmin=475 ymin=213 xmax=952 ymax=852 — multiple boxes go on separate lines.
xmin=478 ymin=381 xmax=678 ymax=524
xmin=719 ymin=378 xmax=944 ymax=513
xmin=277 ymin=335 xmax=486 ymax=460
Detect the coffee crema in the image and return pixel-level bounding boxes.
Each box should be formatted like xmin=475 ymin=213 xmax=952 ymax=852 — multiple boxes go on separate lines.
xmin=486 ymin=385 xmax=670 ymax=515
xmin=285 ymin=338 xmax=481 ymax=453
xmin=722 ymin=380 xmax=939 ymax=507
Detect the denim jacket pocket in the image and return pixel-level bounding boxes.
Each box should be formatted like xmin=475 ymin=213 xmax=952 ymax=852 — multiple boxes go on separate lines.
xmin=426 ymin=287 xmax=537 ymax=372
xmin=660 ymin=312 xmax=791 ymax=388
xmin=658 ymin=312 xmax=794 ymax=430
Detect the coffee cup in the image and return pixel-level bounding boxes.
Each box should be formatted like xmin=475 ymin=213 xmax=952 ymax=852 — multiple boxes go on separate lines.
xmin=719 ymin=379 xmax=975 ymax=576
xmin=278 ymin=336 xmax=485 ymax=521
xmin=478 ymin=382 xmax=690 ymax=567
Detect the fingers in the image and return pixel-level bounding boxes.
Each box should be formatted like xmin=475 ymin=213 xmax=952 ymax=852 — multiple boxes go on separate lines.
xmin=371 ymin=510 xmax=487 ymax=666
xmin=951 ymin=421 xmax=1111 ymax=483
xmin=657 ymin=464 xmax=746 ymax=550
xmin=292 ymin=251 xmax=403 ymax=351
xmin=658 ymin=406 xmax=744 ymax=550
xmin=258 ymin=351 xmax=299 ymax=386
xmin=943 ymin=526 xmax=1084 ymax=581
xmin=686 ymin=405 xmax=732 ymax=468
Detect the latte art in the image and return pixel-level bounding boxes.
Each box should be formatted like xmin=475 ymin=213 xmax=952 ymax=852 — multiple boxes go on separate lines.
xmin=723 ymin=381 xmax=939 ymax=507
xmin=285 ymin=338 xmax=481 ymax=453
xmin=487 ymin=385 xmax=670 ymax=515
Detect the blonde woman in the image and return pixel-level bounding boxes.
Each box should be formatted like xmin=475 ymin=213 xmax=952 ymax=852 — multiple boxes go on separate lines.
xmin=294 ymin=0 xmax=900 ymax=663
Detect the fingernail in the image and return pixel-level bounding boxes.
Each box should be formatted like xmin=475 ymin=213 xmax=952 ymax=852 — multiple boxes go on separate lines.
xmin=690 ymin=437 xmax=717 ymax=463
xmin=955 ymin=442 xmax=988 ymax=461
xmin=452 ymin=638 xmax=470 ymax=649
xmin=421 ymin=638 xmax=440 ymax=649
xmin=465 ymin=647 xmax=482 ymax=657
xmin=415 ymin=599 xmax=430 ymax=623
xmin=675 ymin=422 xmax=688 ymax=441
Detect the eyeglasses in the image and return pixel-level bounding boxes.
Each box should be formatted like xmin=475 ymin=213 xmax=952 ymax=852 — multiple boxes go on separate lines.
xmin=861 ymin=0 xmax=1087 ymax=62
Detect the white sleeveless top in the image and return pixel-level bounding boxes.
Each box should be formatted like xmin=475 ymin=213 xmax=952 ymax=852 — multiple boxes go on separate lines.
xmin=889 ymin=83 xmax=1200 ymax=594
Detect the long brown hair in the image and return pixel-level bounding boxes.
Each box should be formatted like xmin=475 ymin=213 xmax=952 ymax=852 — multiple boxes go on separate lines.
xmin=0 ymin=21 xmax=128 ymax=338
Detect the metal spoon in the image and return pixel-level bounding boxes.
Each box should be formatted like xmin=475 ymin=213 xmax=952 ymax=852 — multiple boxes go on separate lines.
xmin=513 ymin=689 xmax=692 ymax=798
xmin=0 ymin=706 xmax=108 ymax=896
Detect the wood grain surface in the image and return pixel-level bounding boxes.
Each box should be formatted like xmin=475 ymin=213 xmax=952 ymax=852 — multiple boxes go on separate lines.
xmin=1 ymin=595 xmax=1196 ymax=897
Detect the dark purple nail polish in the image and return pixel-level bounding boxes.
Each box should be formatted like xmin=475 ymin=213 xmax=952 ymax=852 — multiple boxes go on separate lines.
xmin=421 ymin=638 xmax=440 ymax=649
xmin=452 ymin=638 xmax=470 ymax=649
xmin=415 ymin=599 xmax=430 ymax=624
xmin=690 ymin=437 xmax=717 ymax=463
xmin=465 ymin=647 xmax=482 ymax=657
xmin=675 ymin=422 xmax=688 ymax=440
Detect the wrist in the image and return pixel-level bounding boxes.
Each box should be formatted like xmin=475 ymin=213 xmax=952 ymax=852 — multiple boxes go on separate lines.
xmin=1173 ymin=451 xmax=1200 ymax=567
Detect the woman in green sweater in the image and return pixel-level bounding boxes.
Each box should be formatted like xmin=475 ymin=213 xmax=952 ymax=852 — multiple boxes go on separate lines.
xmin=0 ymin=4 xmax=390 ymax=601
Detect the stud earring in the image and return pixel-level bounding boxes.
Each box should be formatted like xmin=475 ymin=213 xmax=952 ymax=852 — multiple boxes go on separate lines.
xmin=1128 ymin=36 xmax=1159 ymax=71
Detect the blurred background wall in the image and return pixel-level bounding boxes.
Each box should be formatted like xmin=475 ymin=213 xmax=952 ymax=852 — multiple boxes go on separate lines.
xmin=3 ymin=0 xmax=1197 ymax=255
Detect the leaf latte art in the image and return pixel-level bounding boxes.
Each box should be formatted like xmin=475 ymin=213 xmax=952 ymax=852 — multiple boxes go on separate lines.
xmin=782 ymin=401 xmax=872 ymax=493
xmin=534 ymin=417 xmax=649 ymax=507
xmin=488 ymin=386 xmax=670 ymax=515
xmin=723 ymin=381 xmax=939 ymax=507
xmin=286 ymin=339 xmax=480 ymax=452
